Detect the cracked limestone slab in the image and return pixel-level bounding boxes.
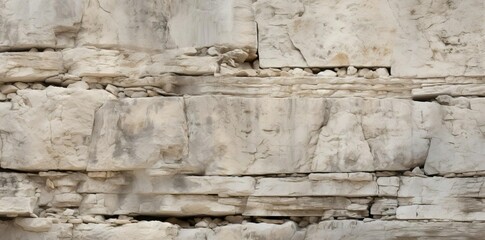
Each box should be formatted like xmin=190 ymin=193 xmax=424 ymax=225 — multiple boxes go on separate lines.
xmin=0 ymin=0 xmax=84 ymax=51
xmin=77 ymin=0 xmax=257 ymax=52
xmin=63 ymin=47 xmax=219 ymax=78
xmin=312 ymin=98 xmax=422 ymax=172
xmin=413 ymin=100 xmax=485 ymax=175
xmin=305 ymin=220 xmax=485 ymax=239
xmin=80 ymin=194 xmax=245 ymax=217
xmin=0 ymin=173 xmax=40 ymax=217
xmin=73 ymin=221 xmax=178 ymax=240
xmin=0 ymin=87 xmax=114 ymax=171
xmin=127 ymin=174 xmax=255 ymax=197
xmin=398 ymin=177 xmax=485 ymax=200
xmin=390 ymin=0 xmax=485 ymax=77
xmin=0 ymin=221 xmax=72 ymax=239
xmin=185 ymin=96 xmax=326 ymax=175
xmin=253 ymin=176 xmax=378 ymax=197
xmin=88 ymin=97 xmax=188 ymax=171
xmin=396 ymin=176 xmax=485 ymax=221
xmin=244 ymin=196 xmax=370 ymax=217
xmin=0 ymin=52 xmax=64 ymax=83
xmin=254 ymin=0 xmax=397 ymax=68
xmin=78 ymin=172 xmax=255 ymax=197
xmin=177 ymin=222 xmax=304 ymax=240
xmin=186 ymin=96 xmax=427 ymax=175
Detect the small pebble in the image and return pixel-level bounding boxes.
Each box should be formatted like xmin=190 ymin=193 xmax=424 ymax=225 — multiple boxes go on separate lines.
xmin=68 ymin=81 xmax=89 ymax=90
xmin=105 ymin=84 xmax=119 ymax=95
xmin=14 ymin=82 xmax=29 ymax=90
xmin=358 ymin=68 xmax=370 ymax=77
xmin=0 ymin=84 xmax=19 ymax=94
xmin=68 ymin=219 xmax=83 ymax=224
xmin=62 ymin=209 xmax=75 ymax=216
xmin=317 ymin=70 xmax=337 ymax=77
xmin=376 ymin=68 xmax=390 ymax=77
xmin=347 ymin=66 xmax=358 ymax=75
xmin=114 ymin=219 xmax=131 ymax=225
xmin=6 ymin=93 xmax=17 ymax=100
xmin=131 ymin=92 xmax=148 ymax=98
xmin=45 ymin=76 xmax=63 ymax=85
xmin=336 ymin=68 xmax=347 ymax=77
xmin=207 ymin=47 xmax=219 ymax=56
xmin=364 ymin=70 xmax=378 ymax=79
xmin=31 ymin=83 xmax=46 ymax=90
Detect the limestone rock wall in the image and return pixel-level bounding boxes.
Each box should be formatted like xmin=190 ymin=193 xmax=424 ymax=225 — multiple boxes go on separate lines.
xmin=0 ymin=0 xmax=484 ymax=239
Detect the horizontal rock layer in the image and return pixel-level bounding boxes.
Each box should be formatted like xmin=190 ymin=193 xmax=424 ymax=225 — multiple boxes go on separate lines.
xmin=1 ymin=87 xmax=483 ymax=175
xmin=1 ymin=220 xmax=485 ymax=240
xmin=0 ymin=0 xmax=484 ymax=239
xmin=1 ymin=0 xmax=483 ymax=77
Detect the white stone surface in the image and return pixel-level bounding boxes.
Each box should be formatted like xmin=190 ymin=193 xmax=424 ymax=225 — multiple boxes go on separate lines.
xmin=177 ymin=222 xmax=304 ymax=240
xmin=88 ymin=97 xmax=187 ymax=171
xmin=73 ymin=222 xmax=178 ymax=240
xmin=129 ymin=175 xmax=255 ymax=197
xmin=254 ymin=0 xmax=397 ymax=68
xmin=414 ymin=100 xmax=485 ymax=175
xmin=77 ymin=0 xmax=256 ymax=51
xmin=0 ymin=0 xmax=84 ymax=51
xmin=0 ymin=197 xmax=37 ymax=216
xmin=80 ymin=194 xmax=245 ymax=216
xmin=0 ymin=221 xmax=72 ymax=240
xmin=305 ymin=220 xmax=485 ymax=239
xmin=63 ymin=47 xmax=219 ymax=78
xmin=0 ymin=52 xmax=64 ymax=83
xmin=185 ymin=96 xmax=326 ymax=175
xmin=14 ymin=218 xmax=53 ymax=232
xmin=396 ymin=177 xmax=485 ymax=221
xmin=312 ymin=98 xmax=419 ymax=172
xmin=0 ymin=87 xmax=114 ymax=170
xmin=244 ymin=196 xmax=369 ymax=217
xmin=390 ymin=0 xmax=485 ymax=77
xmin=253 ymin=177 xmax=377 ymax=197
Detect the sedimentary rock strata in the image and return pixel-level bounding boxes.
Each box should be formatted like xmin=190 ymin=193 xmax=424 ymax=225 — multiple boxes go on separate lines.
xmin=0 ymin=0 xmax=484 ymax=239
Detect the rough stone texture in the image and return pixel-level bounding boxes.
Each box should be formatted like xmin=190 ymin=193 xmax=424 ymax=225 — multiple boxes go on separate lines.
xmin=73 ymin=222 xmax=178 ymax=240
xmin=390 ymin=0 xmax=485 ymax=77
xmin=254 ymin=0 xmax=397 ymax=68
xmin=88 ymin=97 xmax=187 ymax=171
xmin=253 ymin=176 xmax=377 ymax=197
xmin=0 ymin=87 xmax=114 ymax=170
xmin=254 ymin=0 xmax=485 ymax=77
xmin=0 ymin=173 xmax=39 ymax=217
xmin=0 ymin=0 xmax=84 ymax=51
xmin=414 ymin=100 xmax=485 ymax=175
xmin=185 ymin=96 xmax=325 ymax=175
xmin=305 ymin=220 xmax=485 ymax=239
xmin=397 ymin=176 xmax=485 ymax=221
xmin=0 ymin=52 xmax=64 ymax=82
xmin=0 ymin=221 xmax=72 ymax=239
xmin=0 ymin=0 xmax=484 ymax=238
xmin=0 ymin=0 xmax=256 ymax=52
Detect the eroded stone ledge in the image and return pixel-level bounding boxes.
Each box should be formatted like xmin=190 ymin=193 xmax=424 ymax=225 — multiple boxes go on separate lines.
xmin=1 ymin=88 xmax=484 ymax=176
xmin=1 ymin=219 xmax=485 ymax=240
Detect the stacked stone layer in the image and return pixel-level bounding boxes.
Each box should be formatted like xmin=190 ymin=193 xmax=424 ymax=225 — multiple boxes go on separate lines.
xmin=0 ymin=0 xmax=484 ymax=239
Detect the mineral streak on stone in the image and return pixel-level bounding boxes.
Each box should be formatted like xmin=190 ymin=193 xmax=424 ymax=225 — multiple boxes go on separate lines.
xmin=0 ymin=0 xmax=484 ymax=239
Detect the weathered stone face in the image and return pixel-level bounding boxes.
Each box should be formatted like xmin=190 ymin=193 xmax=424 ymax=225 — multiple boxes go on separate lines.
xmin=88 ymin=97 xmax=188 ymax=171
xmin=254 ymin=0 xmax=397 ymax=68
xmin=0 ymin=87 xmax=114 ymax=170
xmin=0 ymin=0 xmax=484 ymax=238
